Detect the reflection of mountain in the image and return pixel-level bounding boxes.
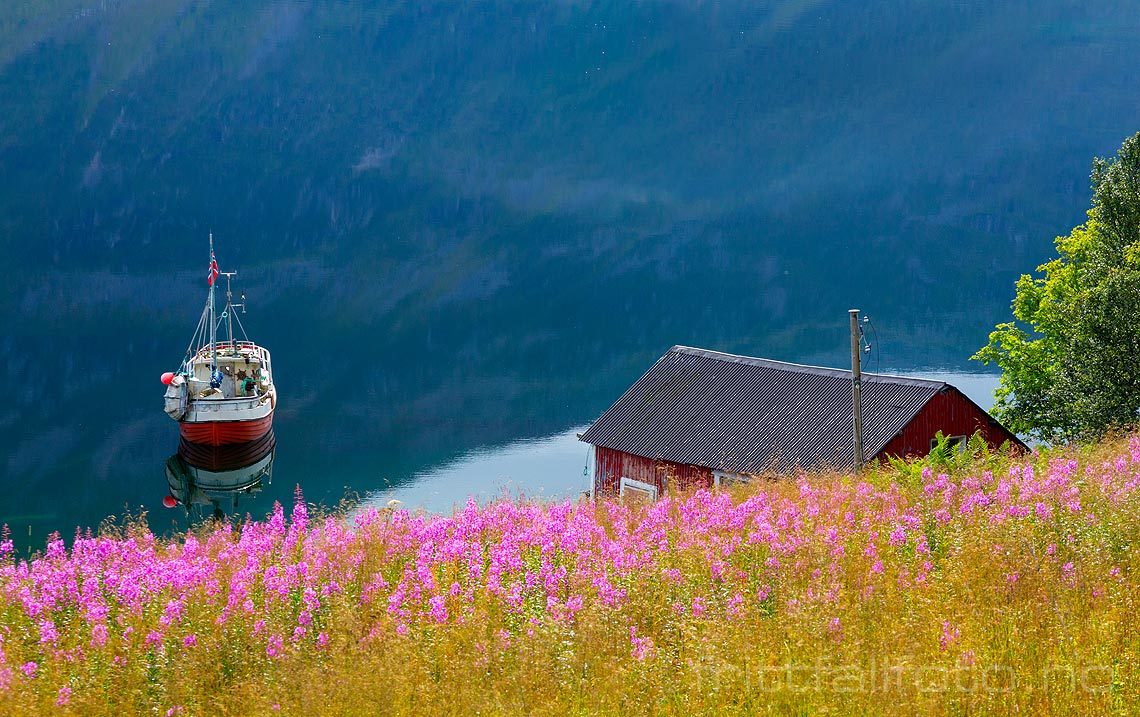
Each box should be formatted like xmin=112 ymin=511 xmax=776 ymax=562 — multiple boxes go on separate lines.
xmin=3 ymin=2 xmax=1140 ymax=533
xmin=165 ymin=431 xmax=276 ymax=520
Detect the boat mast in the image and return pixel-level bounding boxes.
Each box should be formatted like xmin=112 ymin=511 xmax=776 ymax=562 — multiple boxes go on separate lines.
xmin=209 ymin=233 xmax=217 ymax=369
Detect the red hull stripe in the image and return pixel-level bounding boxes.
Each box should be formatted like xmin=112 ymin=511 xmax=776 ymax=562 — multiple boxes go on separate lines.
xmin=179 ymin=414 xmax=273 ymax=446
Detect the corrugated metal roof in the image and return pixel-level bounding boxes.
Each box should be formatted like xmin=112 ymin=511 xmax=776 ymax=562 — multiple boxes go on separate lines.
xmin=580 ymin=345 xmax=948 ymax=473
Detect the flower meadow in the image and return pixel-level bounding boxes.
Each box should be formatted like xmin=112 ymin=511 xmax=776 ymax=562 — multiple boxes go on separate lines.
xmin=2 ymin=438 xmax=1139 ymax=715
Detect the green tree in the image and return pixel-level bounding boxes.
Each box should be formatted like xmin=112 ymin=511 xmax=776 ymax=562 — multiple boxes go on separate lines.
xmin=974 ymin=132 xmax=1140 ymax=442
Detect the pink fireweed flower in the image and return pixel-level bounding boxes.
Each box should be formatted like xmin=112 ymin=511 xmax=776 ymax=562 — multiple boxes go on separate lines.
xmin=317 ymin=632 xmax=329 ymax=648
xmin=888 ymin=526 xmax=906 ymax=547
xmin=56 ymin=686 xmax=72 ymax=706
xmin=1046 ymin=543 xmax=1057 ymax=556
xmin=90 ymin=623 xmax=109 ymax=648
xmin=160 ymin=598 xmax=185 ymax=627
xmin=183 ymin=634 xmax=198 ymax=648
xmin=726 ymin=592 xmax=744 ymax=619
xmin=266 ymin=634 xmax=284 ymax=658
xmin=291 ymin=486 xmax=309 ymax=531
xmin=709 ymin=560 xmax=726 ymax=581
xmin=39 ymin=619 xmax=58 ymax=645
xmin=691 ymin=596 xmax=707 ymax=618
xmin=870 ymin=560 xmax=884 ymax=575
xmin=629 ymin=626 xmax=654 ymax=660
xmin=940 ymin=621 xmax=959 ymax=650
xmin=1006 ymin=504 xmax=1030 ymax=518
xmin=428 ymin=595 xmax=448 ymax=623
xmin=21 ymin=662 xmax=36 ymax=678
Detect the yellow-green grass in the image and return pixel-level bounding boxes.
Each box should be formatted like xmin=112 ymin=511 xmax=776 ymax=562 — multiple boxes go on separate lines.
xmin=1 ymin=436 xmax=1138 ymax=715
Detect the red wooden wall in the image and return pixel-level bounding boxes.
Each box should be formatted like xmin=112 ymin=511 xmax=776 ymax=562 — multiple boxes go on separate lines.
xmin=876 ymin=388 xmax=1022 ymax=460
xmin=594 ymin=446 xmax=713 ymax=497
xmin=593 ymin=387 xmax=1022 ymax=497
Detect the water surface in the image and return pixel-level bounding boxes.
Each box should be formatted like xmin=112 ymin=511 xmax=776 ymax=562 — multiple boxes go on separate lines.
xmin=3 ymin=2 xmax=1137 ymax=544
xmin=366 ymin=370 xmax=1001 ymax=514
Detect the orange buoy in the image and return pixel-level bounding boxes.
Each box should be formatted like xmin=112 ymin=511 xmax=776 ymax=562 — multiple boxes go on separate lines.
xmin=161 ymin=372 xmax=175 ymax=385
xmin=162 ymin=495 xmax=178 ymax=508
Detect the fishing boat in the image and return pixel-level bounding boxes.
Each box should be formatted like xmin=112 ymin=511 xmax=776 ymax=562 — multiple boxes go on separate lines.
xmin=162 ymin=235 xmax=277 ymax=445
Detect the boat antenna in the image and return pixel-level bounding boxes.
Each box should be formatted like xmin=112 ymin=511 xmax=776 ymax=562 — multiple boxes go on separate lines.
xmin=221 ymin=270 xmax=239 ymax=347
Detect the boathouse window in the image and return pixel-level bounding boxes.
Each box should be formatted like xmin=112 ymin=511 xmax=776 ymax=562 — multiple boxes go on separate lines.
xmin=619 ymin=477 xmax=658 ymax=501
xmin=713 ymin=469 xmax=749 ymax=488
xmin=931 ymin=435 xmax=968 ymax=451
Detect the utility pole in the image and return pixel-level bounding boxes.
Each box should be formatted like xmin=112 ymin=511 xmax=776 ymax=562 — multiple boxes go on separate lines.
xmin=849 ymin=309 xmax=865 ymax=470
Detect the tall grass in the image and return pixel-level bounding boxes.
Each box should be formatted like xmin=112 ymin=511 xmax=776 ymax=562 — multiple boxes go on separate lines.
xmin=1 ymin=437 xmax=1139 ymax=715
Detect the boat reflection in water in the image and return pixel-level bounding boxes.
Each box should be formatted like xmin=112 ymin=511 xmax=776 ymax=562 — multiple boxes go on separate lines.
xmin=163 ymin=430 xmax=275 ymax=520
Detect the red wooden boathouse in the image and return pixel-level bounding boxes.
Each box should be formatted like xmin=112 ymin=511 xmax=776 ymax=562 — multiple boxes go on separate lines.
xmin=580 ymin=346 xmax=1025 ymax=499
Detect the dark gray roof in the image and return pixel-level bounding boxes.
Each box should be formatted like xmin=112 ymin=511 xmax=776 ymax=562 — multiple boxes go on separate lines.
xmin=580 ymin=345 xmax=950 ymax=473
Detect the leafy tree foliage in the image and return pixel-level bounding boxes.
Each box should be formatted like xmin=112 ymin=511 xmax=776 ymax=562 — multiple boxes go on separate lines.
xmin=974 ymin=132 xmax=1140 ymax=442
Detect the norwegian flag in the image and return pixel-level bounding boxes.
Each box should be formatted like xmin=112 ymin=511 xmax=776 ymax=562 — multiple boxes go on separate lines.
xmin=207 ymin=256 xmax=219 ymax=286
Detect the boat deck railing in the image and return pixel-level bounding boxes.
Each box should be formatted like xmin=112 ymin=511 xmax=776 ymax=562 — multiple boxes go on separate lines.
xmin=190 ymin=342 xmax=273 ymax=376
